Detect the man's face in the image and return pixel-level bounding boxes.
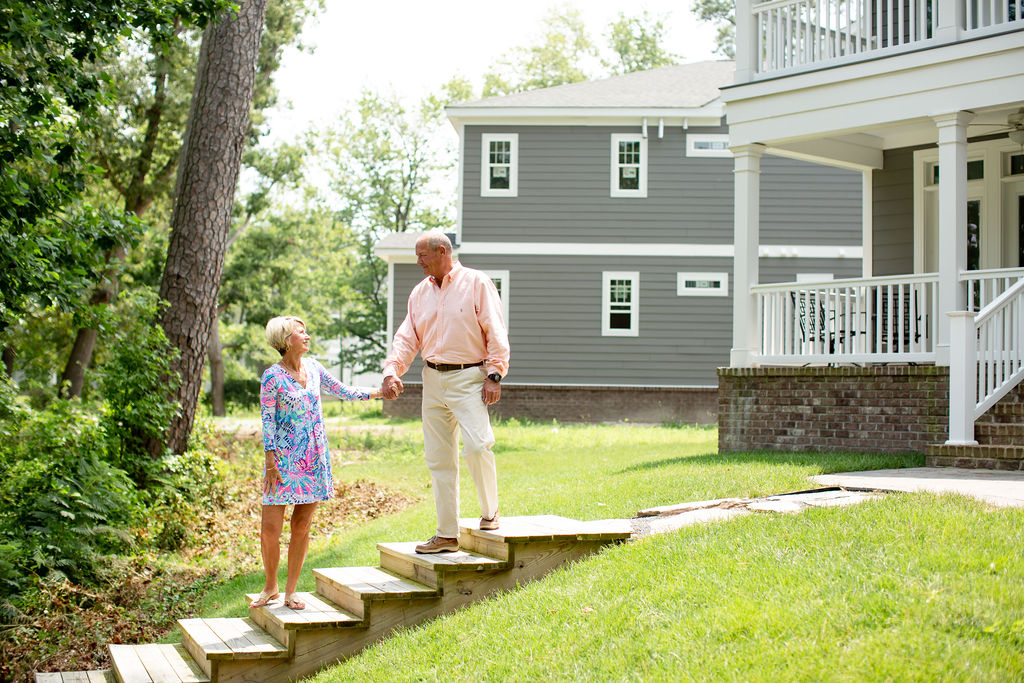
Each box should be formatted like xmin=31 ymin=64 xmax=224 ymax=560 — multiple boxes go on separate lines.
xmin=416 ymin=242 xmax=446 ymax=280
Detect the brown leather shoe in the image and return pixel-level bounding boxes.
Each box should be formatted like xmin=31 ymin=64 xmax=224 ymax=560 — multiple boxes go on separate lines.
xmin=479 ymin=511 xmax=500 ymax=530
xmin=415 ymin=535 xmax=458 ymax=554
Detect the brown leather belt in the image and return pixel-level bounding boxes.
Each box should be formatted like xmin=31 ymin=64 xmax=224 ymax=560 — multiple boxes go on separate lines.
xmin=425 ymin=360 xmax=484 ymax=372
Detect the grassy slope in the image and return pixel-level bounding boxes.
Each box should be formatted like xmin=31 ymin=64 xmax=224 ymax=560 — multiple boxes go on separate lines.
xmin=189 ymin=417 xmax=1024 ymax=680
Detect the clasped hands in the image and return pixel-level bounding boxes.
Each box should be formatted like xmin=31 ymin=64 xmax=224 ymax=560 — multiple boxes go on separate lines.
xmin=381 ymin=375 xmax=404 ymax=400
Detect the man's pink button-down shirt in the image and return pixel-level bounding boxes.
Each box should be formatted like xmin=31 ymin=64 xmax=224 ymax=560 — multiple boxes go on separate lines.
xmin=383 ymin=261 xmax=510 ymax=379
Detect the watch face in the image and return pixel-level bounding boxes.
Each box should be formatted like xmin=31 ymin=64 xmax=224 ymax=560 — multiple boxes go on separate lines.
xmin=488 ymin=373 xmax=501 ymax=383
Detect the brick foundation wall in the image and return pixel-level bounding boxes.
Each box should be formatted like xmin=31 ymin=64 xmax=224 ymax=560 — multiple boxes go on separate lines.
xmin=717 ymin=365 xmax=949 ymax=454
xmin=383 ymin=384 xmax=718 ymax=424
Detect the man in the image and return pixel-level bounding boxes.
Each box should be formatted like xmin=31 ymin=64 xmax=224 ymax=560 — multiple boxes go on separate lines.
xmin=381 ymin=231 xmax=510 ymax=553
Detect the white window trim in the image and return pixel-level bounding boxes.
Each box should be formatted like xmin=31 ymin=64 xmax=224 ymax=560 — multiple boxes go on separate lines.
xmin=602 ymin=271 xmax=639 ymax=337
xmin=686 ymin=133 xmax=731 ymax=158
xmin=677 ymin=272 xmax=729 ymax=297
xmin=610 ymin=134 xmax=647 ymax=198
xmin=480 ymin=133 xmax=518 ymax=197
xmin=482 ymin=269 xmax=510 ymax=328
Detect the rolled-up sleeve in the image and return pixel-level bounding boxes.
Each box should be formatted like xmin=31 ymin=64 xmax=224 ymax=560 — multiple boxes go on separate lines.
xmin=477 ymin=276 xmax=510 ymax=378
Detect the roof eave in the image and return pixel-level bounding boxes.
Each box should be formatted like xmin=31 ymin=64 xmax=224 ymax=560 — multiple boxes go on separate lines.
xmin=446 ymin=103 xmax=725 ymax=127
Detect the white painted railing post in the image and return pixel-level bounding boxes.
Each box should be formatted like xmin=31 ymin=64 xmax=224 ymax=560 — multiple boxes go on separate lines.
xmin=946 ymin=311 xmax=978 ymax=445
xmin=734 ymin=0 xmax=758 ymax=83
xmin=934 ymin=0 xmax=965 ymax=41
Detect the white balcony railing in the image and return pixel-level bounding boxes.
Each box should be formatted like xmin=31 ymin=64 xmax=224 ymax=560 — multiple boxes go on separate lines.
xmin=753 ymin=273 xmax=938 ymax=364
xmin=961 ymin=267 xmax=1024 ymax=311
xmin=948 ymin=276 xmax=1024 ymax=443
xmin=747 ymin=0 xmax=1024 ymax=76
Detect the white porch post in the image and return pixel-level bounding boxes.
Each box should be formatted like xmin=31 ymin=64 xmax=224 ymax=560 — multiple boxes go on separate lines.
xmin=946 ymin=311 xmax=978 ymax=444
xmin=733 ymin=0 xmax=757 ymax=84
xmin=731 ymin=144 xmax=764 ymax=368
xmin=862 ymin=170 xmax=873 ymax=278
xmin=933 ymin=111 xmax=974 ymax=366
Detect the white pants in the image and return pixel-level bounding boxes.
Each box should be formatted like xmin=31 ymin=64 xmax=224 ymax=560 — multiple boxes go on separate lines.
xmin=421 ymin=366 xmax=498 ymax=538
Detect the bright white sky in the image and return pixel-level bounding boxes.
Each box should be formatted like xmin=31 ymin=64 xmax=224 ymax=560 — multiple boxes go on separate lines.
xmin=267 ymin=1 xmax=721 ymax=139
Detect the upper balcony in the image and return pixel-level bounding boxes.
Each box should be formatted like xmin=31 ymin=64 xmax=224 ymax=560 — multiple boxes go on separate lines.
xmin=735 ymin=0 xmax=1024 ymax=83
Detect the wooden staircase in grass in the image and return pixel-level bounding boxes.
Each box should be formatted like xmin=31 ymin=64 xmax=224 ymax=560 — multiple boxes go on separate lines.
xmin=36 ymin=515 xmax=631 ymax=683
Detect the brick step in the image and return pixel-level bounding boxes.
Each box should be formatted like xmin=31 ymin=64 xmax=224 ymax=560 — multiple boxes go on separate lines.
xmin=36 ymin=672 xmax=115 ymax=682
xmin=179 ymin=617 xmax=288 ymax=679
xmin=109 ymin=643 xmax=208 ymax=682
xmin=981 ymin=402 xmax=1024 ymax=421
xmin=975 ymin=422 xmax=1024 ymax=445
xmin=925 ymin=443 xmax=1024 ymax=470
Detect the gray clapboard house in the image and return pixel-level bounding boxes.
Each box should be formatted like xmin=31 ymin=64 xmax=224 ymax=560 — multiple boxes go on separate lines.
xmin=376 ymin=61 xmax=865 ymax=422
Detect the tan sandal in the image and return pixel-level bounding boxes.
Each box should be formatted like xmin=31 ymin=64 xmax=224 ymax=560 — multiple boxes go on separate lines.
xmin=283 ymin=593 xmax=305 ymax=610
xmin=249 ymin=590 xmax=279 ymax=608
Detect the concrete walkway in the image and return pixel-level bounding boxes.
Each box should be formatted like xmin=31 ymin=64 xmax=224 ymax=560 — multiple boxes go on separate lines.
xmin=630 ymin=467 xmax=1024 ymax=537
xmin=812 ymin=467 xmax=1024 ymax=508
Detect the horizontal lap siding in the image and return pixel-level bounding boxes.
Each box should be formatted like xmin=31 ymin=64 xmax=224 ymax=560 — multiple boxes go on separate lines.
xmin=392 ymin=253 xmax=861 ymax=387
xmin=872 ymin=146 xmax=919 ymax=275
xmin=463 ymin=125 xmax=862 ymax=247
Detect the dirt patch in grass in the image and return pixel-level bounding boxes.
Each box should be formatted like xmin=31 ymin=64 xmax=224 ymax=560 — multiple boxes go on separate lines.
xmin=4 ymin=430 xmax=418 ymax=682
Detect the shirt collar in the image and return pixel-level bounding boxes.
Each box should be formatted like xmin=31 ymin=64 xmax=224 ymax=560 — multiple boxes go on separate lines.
xmin=432 ymin=260 xmax=463 ymax=287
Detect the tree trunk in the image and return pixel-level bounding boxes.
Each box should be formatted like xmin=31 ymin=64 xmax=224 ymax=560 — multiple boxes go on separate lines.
xmin=208 ymin=314 xmax=226 ymax=417
xmin=2 ymin=344 xmax=14 ymax=378
xmin=158 ymin=0 xmax=268 ymax=454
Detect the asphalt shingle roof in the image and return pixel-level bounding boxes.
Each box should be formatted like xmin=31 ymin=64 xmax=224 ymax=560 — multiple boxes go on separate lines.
xmin=451 ymin=61 xmax=735 ymax=110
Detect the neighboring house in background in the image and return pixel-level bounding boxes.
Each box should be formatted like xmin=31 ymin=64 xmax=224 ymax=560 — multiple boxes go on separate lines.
xmin=719 ymin=0 xmax=1024 ymax=464
xmin=376 ymin=61 xmax=865 ymax=423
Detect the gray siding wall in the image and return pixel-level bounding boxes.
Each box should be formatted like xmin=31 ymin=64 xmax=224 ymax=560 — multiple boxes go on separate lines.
xmin=872 ymin=145 xmax=919 ymax=276
xmin=463 ymin=124 xmax=863 ymax=247
xmin=390 ymin=253 xmax=861 ymax=387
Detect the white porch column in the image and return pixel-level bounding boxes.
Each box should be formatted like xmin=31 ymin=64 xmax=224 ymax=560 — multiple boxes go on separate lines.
xmin=862 ymin=170 xmax=873 ymax=278
xmin=730 ymin=144 xmax=765 ymax=368
xmin=733 ymin=0 xmax=757 ymax=84
xmin=933 ymin=111 xmax=974 ymax=366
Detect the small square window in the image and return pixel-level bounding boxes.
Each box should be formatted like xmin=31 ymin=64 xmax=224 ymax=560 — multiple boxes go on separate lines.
xmin=481 ymin=134 xmax=518 ymax=197
xmin=1008 ymin=153 xmax=1024 ymax=176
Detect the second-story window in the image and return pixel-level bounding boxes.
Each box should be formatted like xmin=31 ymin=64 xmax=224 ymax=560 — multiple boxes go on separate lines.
xmin=610 ymin=134 xmax=647 ymax=198
xmin=481 ymin=133 xmax=518 ymax=197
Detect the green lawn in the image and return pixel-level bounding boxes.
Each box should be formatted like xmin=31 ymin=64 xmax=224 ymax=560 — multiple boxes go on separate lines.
xmin=194 ymin=415 xmax=1024 ymax=681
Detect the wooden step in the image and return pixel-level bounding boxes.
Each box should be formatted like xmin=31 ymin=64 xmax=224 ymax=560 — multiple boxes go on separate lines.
xmin=376 ymin=542 xmax=509 ymax=587
xmin=36 ymin=672 xmax=114 ymax=683
xmin=108 ymin=643 xmax=208 ymax=682
xmin=179 ymin=617 xmax=287 ymax=679
xmin=246 ymin=591 xmax=363 ymax=652
xmin=456 ymin=515 xmax=633 ymax=558
xmin=313 ymin=566 xmax=438 ymax=618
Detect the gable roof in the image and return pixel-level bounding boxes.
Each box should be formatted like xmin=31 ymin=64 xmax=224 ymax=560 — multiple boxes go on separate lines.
xmin=450 ymin=61 xmax=735 ymax=112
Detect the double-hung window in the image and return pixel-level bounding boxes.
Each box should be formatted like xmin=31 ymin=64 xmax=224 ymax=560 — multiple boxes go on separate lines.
xmin=602 ymin=271 xmax=639 ymax=336
xmin=610 ymin=134 xmax=647 ymax=198
xmin=481 ymin=134 xmax=518 ymax=197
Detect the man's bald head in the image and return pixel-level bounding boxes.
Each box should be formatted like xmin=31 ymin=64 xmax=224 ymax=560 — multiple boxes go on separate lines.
xmin=416 ymin=231 xmax=453 ymax=253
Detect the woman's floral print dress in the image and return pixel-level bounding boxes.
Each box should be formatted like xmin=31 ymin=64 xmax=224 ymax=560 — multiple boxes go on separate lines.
xmin=260 ymin=358 xmax=370 ymax=505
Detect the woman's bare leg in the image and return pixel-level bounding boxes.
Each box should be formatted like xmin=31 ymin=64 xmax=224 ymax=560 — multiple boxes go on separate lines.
xmin=284 ymin=502 xmax=319 ymax=598
xmin=258 ymin=504 xmax=285 ymax=595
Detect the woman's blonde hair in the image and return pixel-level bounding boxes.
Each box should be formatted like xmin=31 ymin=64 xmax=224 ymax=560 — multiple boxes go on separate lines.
xmin=265 ymin=316 xmax=306 ymax=355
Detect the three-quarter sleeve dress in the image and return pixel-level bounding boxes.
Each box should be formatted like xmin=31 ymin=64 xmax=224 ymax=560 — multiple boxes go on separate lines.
xmin=259 ymin=358 xmax=371 ymax=505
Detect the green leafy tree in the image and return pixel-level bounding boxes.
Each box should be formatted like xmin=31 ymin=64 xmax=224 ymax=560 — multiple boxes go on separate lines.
xmin=482 ymin=6 xmax=596 ymax=98
xmin=321 ymin=87 xmax=460 ymax=371
xmin=604 ymin=11 xmax=682 ymax=74
xmin=692 ymin=0 xmax=736 ymax=58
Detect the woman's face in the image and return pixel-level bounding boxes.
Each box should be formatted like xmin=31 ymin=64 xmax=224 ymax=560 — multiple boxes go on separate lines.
xmin=287 ymin=324 xmax=310 ymax=354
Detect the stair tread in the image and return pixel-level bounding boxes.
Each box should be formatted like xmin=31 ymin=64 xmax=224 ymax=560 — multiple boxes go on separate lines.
xmin=313 ymin=566 xmax=438 ymax=600
xmin=246 ymin=591 xmax=362 ymax=629
xmin=459 ymin=514 xmax=633 ymax=542
xmin=377 ymin=542 xmax=509 ymax=571
xmin=178 ymin=617 xmax=288 ymax=660
xmin=35 ymin=672 xmax=114 ymax=683
xmin=109 ymin=643 xmax=209 ymax=682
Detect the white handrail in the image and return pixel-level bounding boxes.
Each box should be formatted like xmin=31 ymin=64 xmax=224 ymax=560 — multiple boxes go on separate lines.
xmin=947 ymin=276 xmax=1024 ymax=444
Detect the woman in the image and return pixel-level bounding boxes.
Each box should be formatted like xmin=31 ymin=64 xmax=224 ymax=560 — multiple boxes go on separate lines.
xmin=251 ymin=316 xmax=382 ymax=610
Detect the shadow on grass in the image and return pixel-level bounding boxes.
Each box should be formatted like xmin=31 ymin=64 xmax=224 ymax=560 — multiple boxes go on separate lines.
xmin=618 ymin=450 xmax=926 ymax=475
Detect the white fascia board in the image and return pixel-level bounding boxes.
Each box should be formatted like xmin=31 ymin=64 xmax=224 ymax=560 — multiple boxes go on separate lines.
xmin=723 ymin=35 xmax=1024 ymax=146
xmin=447 ymin=107 xmax=724 ymax=128
xmin=373 ymin=247 xmax=418 ymax=264
xmin=458 ymin=242 xmax=862 ymax=259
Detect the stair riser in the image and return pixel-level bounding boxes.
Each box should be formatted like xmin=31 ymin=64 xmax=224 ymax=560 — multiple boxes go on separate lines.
xmin=312 ymin=577 xmax=367 ymax=619
xmin=181 ymin=633 xmax=213 ymax=680
xmin=457 ymin=533 xmax=511 ymax=560
xmin=926 ymin=455 xmax=1024 ymax=470
xmin=379 ymin=553 xmax=441 ymax=588
xmin=246 ymin=611 xmax=296 ymax=659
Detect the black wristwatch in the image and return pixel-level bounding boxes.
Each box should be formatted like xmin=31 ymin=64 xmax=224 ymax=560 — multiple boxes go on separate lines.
xmin=487 ymin=373 xmax=502 ymax=383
